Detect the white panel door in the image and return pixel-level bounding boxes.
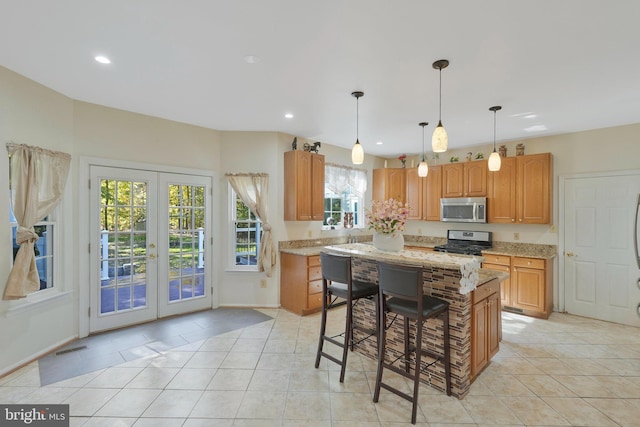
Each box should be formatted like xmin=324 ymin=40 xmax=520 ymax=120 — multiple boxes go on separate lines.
xmin=564 ymin=173 xmax=640 ymax=326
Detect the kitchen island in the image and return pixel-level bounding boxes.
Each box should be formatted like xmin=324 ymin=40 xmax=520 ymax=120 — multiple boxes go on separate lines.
xmin=321 ymin=243 xmax=508 ymax=399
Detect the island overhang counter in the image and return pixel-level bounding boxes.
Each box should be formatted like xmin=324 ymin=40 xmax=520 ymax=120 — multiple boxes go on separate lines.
xmin=321 ymin=243 xmax=508 ymax=399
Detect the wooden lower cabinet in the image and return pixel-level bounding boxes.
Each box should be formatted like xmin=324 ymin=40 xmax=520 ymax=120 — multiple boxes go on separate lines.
xmin=483 ymin=254 xmax=553 ymax=319
xmin=471 ymin=278 xmax=501 ymax=380
xmin=280 ymin=252 xmax=324 ymax=315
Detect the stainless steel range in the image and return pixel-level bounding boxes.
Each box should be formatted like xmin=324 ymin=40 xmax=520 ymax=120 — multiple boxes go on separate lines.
xmin=434 ymin=230 xmax=492 ymax=256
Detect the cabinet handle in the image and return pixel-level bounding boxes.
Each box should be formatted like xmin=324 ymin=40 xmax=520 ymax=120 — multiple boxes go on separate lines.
xmin=511 ymin=218 xmax=515 ymax=222
xmin=519 ymin=219 xmax=523 ymax=222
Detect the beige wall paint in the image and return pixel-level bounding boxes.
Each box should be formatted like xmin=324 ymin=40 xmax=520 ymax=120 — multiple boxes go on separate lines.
xmin=0 ymin=66 xmax=77 ymax=374
xmin=2 ymin=64 xmax=640 ymax=375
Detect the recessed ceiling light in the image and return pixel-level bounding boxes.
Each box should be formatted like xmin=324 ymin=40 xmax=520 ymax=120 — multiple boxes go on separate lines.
xmin=244 ymin=55 xmax=261 ymax=64
xmin=94 ymin=55 xmax=111 ymax=64
xmin=284 ymin=113 xmax=294 ymax=119
xmin=376 ymin=141 xmax=383 ymax=145
xmin=524 ymin=124 xmax=548 ymax=132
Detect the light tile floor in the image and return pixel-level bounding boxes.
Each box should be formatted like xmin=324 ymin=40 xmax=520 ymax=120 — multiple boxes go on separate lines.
xmin=1 ymin=308 xmax=639 ymax=426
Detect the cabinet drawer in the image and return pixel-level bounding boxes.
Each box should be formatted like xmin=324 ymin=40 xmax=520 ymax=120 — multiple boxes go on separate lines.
xmin=308 ymin=292 xmax=324 ymax=310
xmin=308 ymin=279 xmax=323 ymax=295
xmin=308 ymin=265 xmax=322 ymax=281
xmin=513 ymin=257 xmax=545 ymax=269
xmin=308 ymin=255 xmax=321 ymax=267
xmin=483 ymin=254 xmax=510 ymax=265
xmin=472 ymin=279 xmax=500 ymax=304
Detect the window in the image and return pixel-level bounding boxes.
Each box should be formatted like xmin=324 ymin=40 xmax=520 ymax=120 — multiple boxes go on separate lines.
xmin=9 ymin=210 xmax=56 ymax=291
xmin=324 ymin=164 xmax=367 ymax=229
xmin=230 ymin=187 xmax=261 ymax=270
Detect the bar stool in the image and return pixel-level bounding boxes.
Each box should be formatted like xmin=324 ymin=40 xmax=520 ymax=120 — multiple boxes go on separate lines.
xmin=315 ymin=252 xmax=379 ymax=382
xmin=373 ymin=261 xmax=451 ymax=424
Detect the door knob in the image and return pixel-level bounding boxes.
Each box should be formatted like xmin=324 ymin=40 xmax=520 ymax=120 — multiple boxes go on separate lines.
xmin=565 ymin=251 xmax=576 ymax=257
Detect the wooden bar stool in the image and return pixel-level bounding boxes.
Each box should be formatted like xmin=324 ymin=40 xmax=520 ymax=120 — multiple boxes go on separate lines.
xmin=373 ymin=260 xmax=451 ymax=424
xmin=314 ymin=252 xmax=378 ymax=382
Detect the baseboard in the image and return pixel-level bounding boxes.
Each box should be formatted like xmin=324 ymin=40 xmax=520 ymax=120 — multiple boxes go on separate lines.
xmin=0 ymin=335 xmax=77 ymax=379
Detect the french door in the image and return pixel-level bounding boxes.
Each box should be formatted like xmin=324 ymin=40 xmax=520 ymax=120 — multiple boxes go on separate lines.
xmin=89 ymin=166 xmax=212 ymax=333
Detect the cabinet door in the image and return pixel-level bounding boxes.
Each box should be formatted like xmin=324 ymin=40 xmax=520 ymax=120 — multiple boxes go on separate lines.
xmin=373 ymin=168 xmax=406 ymax=203
xmin=471 ymin=299 xmax=488 ymax=378
xmin=488 ymin=292 xmax=500 ymax=358
xmin=482 ymin=261 xmax=511 ymax=306
xmin=512 ymin=266 xmax=545 ymax=312
xmin=464 ymin=160 xmax=487 ymax=197
xmin=311 ymin=154 xmax=325 ymax=220
xmin=442 ymin=163 xmax=464 ymax=197
xmin=406 ymin=168 xmax=423 ymax=219
xmin=284 ymin=151 xmax=312 ymax=220
xmin=517 ymin=153 xmax=551 ymax=224
xmin=424 ymin=165 xmax=442 ymax=221
xmin=487 ymin=157 xmax=517 ymax=223
xmin=387 ymin=168 xmax=406 ymax=202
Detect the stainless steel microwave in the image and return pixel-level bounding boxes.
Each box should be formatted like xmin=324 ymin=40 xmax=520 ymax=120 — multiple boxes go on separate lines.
xmin=440 ymin=197 xmax=487 ymax=223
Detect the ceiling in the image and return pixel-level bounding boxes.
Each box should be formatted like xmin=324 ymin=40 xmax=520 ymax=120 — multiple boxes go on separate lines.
xmin=2 ymin=1 xmax=639 ymax=158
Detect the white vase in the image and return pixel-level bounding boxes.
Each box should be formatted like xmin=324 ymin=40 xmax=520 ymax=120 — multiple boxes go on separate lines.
xmin=372 ymin=232 xmax=404 ymax=252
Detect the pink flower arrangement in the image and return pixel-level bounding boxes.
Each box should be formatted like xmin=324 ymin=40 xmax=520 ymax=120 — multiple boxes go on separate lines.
xmin=366 ymin=198 xmax=410 ymax=235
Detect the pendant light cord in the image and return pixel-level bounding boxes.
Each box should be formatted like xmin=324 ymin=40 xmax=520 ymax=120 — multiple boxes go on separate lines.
xmin=493 ymin=109 xmax=497 ymax=151
xmin=356 ymin=96 xmax=359 ymax=141
xmin=438 ymin=67 xmax=442 ymax=121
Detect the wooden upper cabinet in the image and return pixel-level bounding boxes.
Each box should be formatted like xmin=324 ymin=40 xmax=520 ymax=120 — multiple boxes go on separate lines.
xmin=487 ymin=153 xmax=552 ymax=224
xmin=310 ymin=154 xmax=325 ymax=221
xmin=442 ymin=161 xmax=487 ymax=198
xmin=373 ymin=168 xmax=406 ymax=203
xmin=465 ymin=160 xmax=488 ymax=197
xmin=284 ymin=150 xmax=325 ymax=221
xmin=442 ymin=163 xmax=464 ymax=197
xmin=405 ymin=167 xmax=423 ymax=219
xmin=424 ymin=165 xmax=442 ymax=221
xmin=487 ymin=156 xmax=517 ymax=223
xmin=517 ymin=153 xmax=552 ymax=224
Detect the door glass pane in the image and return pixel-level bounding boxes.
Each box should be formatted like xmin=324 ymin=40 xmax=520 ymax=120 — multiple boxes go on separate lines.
xmin=100 ymin=179 xmax=148 ymax=315
xmin=168 ymin=183 xmax=206 ymax=302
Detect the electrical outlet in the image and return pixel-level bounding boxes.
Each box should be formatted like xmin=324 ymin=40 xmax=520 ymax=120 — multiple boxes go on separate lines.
xmin=417 ymin=228 xmax=422 ymax=235
xmin=260 ymin=279 xmax=267 ymax=288
xmin=514 ymin=232 xmax=520 ymax=241
xmin=550 ymin=225 xmax=557 ymax=233
xmin=307 ymin=230 xmax=312 ymax=238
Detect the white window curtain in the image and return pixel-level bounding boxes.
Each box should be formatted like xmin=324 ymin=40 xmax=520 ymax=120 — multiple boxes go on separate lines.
xmin=325 ymin=163 xmax=367 ymax=198
xmin=225 ymin=173 xmax=276 ymax=277
xmin=4 ymin=143 xmax=71 ymax=300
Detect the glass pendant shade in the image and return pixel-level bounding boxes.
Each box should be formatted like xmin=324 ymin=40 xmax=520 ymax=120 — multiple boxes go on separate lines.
xmin=488 ymin=151 xmax=501 ymax=171
xmin=418 ymin=160 xmax=429 ymax=177
xmin=432 ymin=121 xmax=448 ymax=153
xmin=352 ymin=140 xmax=364 ymax=164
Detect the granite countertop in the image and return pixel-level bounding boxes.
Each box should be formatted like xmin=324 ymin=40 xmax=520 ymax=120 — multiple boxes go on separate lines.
xmin=279 ymin=236 xmax=557 ymax=260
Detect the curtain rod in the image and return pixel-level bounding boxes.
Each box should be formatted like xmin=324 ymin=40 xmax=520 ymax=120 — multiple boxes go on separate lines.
xmin=325 ymin=162 xmax=367 ymax=172
xmin=6 ymin=142 xmax=71 ymax=159
xmin=224 ymin=172 xmax=269 ymax=177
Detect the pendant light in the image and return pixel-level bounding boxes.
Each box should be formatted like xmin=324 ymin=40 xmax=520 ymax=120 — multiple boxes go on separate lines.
xmin=351 ymin=91 xmax=365 ymax=164
xmin=432 ymin=59 xmax=449 ymax=153
xmin=418 ymin=122 xmax=429 ymax=177
xmin=488 ymin=106 xmax=502 ymax=172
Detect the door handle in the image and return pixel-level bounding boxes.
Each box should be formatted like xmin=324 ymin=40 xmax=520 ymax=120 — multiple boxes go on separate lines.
xmin=634 ymin=194 xmax=640 ymax=269
xmin=565 ymin=251 xmax=576 ymax=257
